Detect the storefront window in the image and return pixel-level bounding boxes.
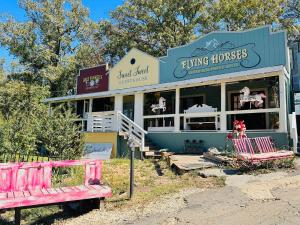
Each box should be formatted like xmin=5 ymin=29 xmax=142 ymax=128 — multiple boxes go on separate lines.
xmin=92 ymin=97 xmax=114 ymax=112
xmin=180 ymin=85 xmax=221 ymax=113
xmin=226 ymin=76 xmax=280 ymax=130
xmin=144 ymin=90 xmax=175 ymax=115
xmin=227 ymin=112 xmax=279 ymax=130
xmin=226 ymin=76 xmax=279 ymax=111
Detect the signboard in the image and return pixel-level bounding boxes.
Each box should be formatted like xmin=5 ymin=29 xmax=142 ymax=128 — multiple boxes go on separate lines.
xmin=295 ymin=93 xmax=300 ymax=115
xmin=109 ymin=48 xmax=159 ymax=90
xmin=77 ymin=64 xmax=108 ymax=94
xmin=160 ymin=26 xmax=287 ymax=83
xmin=83 ymin=143 xmax=113 ymax=160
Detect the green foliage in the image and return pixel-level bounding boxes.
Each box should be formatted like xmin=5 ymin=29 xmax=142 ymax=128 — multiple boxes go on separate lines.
xmin=99 ymin=0 xmax=206 ymax=63
xmin=39 ymin=107 xmax=84 ymax=159
xmin=0 ymin=80 xmax=49 ymax=120
xmin=0 ymin=81 xmax=49 ymax=155
xmin=0 ymin=80 xmax=83 ymax=159
xmin=0 ymin=0 xmax=99 ymax=96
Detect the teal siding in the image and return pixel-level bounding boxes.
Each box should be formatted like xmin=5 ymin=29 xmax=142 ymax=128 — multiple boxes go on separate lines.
xmin=160 ymin=26 xmax=287 ymax=84
xmin=147 ymin=132 xmax=289 ymax=153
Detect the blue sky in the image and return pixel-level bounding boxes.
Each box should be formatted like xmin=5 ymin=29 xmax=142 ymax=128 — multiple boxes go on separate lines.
xmin=0 ymin=0 xmax=124 ymax=69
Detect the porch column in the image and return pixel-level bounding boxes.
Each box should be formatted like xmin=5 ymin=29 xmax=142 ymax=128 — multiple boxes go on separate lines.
xmin=88 ymin=98 xmax=93 ymax=113
xmin=220 ymin=82 xmax=227 ymax=131
xmin=279 ymin=73 xmax=288 ymax=132
xmin=115 ymin=95 xmax=123 ymax=112
xmin=134 ymin=93 xmax=144 ymax=128
xmin=174 ymin=87 xmax=180 ymax=132
xmin=87 ymin=98 xmax=93 ymax=131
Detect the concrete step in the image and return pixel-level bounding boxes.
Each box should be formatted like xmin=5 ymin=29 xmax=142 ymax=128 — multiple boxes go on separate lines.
xmin=144 ymin=151 xmax=161 ymax=158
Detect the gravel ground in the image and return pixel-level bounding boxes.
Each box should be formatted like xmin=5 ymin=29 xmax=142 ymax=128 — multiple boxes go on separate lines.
xmin=53 ymin=158 xmax=300 ymax=225
xmin=53 ymin=188 xmax=203 ymax=225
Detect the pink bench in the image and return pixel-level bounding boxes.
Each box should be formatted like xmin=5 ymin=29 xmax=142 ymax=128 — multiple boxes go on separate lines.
xmin=0 ymin=159 xmax=112 ymax=225
xmin=232 ymin=137 xmax=294 ymax=163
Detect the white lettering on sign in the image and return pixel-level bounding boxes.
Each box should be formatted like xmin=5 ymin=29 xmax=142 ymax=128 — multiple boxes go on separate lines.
xmin=181 ymin=48 xmax=248 ymax=70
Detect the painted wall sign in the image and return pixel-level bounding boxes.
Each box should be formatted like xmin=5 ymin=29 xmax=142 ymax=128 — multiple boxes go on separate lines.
xmin=109 ymin=48 xmax=159 ymax=90
xmin=83 ymin=143 xmax=113 ymax=160
xmin=160 ymin=26 xmax=288 ymax=83
xmin=77 ymin=64 xmax=108 ymax=94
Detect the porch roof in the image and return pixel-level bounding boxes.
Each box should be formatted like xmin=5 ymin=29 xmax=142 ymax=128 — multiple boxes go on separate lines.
xmin=44 ymin=65 xmax=287 ymax=103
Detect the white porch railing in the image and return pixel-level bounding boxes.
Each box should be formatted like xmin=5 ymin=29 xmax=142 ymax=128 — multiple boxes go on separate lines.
xmin=289 ymin=112 xmax=298 ymax=153
xmin=87 ymin=111 xmax=147 ymax=151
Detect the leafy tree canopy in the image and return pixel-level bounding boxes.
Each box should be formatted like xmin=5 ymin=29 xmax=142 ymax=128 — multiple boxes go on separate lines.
xmin=98 ymin=0 xmax=207 ymax=63
xmin=0 ymin=0 xmax=100 ymax=96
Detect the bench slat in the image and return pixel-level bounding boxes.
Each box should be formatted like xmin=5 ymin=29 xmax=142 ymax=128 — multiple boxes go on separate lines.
xmin=0 ymin=185 xmax=112 ymax=209
xmin=0 ymin=192 xmax=7 ymax=200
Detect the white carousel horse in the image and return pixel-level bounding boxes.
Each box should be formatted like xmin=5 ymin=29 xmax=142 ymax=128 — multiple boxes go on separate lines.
xmin=151 ymin=97 xmax=166 ymax=113
xmin=239 ymin=87 xmax=266 ymax=108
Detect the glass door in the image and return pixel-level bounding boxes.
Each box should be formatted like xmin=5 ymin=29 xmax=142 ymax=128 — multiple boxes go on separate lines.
xmin=123 ymin=95 xmax=135 ymax=121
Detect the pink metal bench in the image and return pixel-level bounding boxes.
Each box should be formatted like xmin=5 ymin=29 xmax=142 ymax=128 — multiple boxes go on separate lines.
xmin=232 ymin=137 xmax=294 ymax=164
xmin=0 ymin=159 xmax=112 ymax=225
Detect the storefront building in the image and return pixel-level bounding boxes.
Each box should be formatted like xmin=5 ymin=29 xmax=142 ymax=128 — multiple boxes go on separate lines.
xmin=45 ymin=26 xmax=295 ymax=155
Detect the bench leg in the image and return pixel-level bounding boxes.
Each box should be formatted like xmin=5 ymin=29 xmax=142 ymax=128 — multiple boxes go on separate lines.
xmin=99 ymin=197 xmax=105 ymax=210
xmin=15 ymin=208 xmax=21 ymax=225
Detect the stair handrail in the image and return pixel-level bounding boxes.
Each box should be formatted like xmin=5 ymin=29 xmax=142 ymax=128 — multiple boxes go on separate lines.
xmin=116 ymin=111 xmax=147 ymax=151
xmin=116 ymin=111 xmax=147 ymax=134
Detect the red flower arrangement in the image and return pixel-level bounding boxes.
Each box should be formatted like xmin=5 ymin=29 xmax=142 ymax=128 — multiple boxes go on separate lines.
xmin=227 ymin=120 xmax=247 ymax=139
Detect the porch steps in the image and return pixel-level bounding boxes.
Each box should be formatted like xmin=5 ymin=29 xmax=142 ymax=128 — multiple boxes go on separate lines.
xmin=143 ymin=137 xmax=162 ymax=159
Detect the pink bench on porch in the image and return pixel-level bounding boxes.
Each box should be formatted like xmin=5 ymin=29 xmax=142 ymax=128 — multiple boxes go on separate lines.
xmin=232 ymin=136 xmax=294 ymax=163
xmin=0 ymin=159 xmax=112 ymax=225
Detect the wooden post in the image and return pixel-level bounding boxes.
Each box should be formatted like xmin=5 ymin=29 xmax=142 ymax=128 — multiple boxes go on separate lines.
xmin=15 ymin=208 xmax=21 ymax=225
xmin=174 ymin=87 xmax=180 ymax=132
xmin=129 ymin=146 xmax=135 ymax=199
xmin=279 ymin=73 xmax=287 ymax=132
xmin=220 ymin=82 xmax=227 ymax=131
xmin=98 ymin=197 xmax=105 ymax=210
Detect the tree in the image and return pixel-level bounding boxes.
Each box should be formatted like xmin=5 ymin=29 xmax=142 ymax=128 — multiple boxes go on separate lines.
xmin=0 ymin=81 xmax=49 ymax=120
xmin=202 ymin=0 xmax=292 ymax=34
xmin=39 ymin=107 xmax=84 ymax=159
xmin=98 ymin=0 xmax=207 ymax=63
xmin=284 ymin=0 xmax=300 ymax=41
xmin=0 ymin=58 xmax=5 ymax=83
xmin=0 ymin=0 xmax=98 ymax=96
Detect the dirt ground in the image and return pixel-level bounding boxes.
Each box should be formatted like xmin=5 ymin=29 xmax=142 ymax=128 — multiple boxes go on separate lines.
xmin=54 ymin=157 xmax=300 ymax=225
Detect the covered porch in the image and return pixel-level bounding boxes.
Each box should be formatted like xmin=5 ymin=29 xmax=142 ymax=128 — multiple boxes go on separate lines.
xmin=46 ymin=65 xmax=292 ymax=152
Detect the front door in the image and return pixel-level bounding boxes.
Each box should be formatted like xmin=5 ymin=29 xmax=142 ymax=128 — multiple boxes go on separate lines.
xmin=123 ymin=95 xmax=135 ymax=121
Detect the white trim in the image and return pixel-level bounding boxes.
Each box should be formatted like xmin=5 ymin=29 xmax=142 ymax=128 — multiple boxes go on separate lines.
xmin=143 ymin=114 xmax=175 ymax=119
xmin=44 ymin=66 xmax=285 ymax=103
xmin=225 ymin=108 xmax=280 ymax=115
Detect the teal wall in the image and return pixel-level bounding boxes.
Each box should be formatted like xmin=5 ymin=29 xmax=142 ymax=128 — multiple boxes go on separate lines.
xmin=160 ymin=26 xmax=287 ymax=84
xmin=147 ymin=132 xmax=289 ymax=153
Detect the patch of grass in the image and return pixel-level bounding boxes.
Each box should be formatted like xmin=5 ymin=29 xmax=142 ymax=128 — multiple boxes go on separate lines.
xmin=102 ymin=159 xmax=224 ymax=210
xmin=0 ymin=158 xmax=223 ymax=224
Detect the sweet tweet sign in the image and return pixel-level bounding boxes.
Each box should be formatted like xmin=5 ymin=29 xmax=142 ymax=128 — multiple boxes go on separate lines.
xmin=160 ymin=26 xmax=288 ymax=83
xmin=109 ymin=48 xmax=159 ymax=90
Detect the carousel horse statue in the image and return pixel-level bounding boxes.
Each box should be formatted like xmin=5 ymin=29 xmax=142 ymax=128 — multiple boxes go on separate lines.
xmin=239 ymin=87 xmax=266 ymax=108
xmin=151 ymin=97 xmax=166 ymax=113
